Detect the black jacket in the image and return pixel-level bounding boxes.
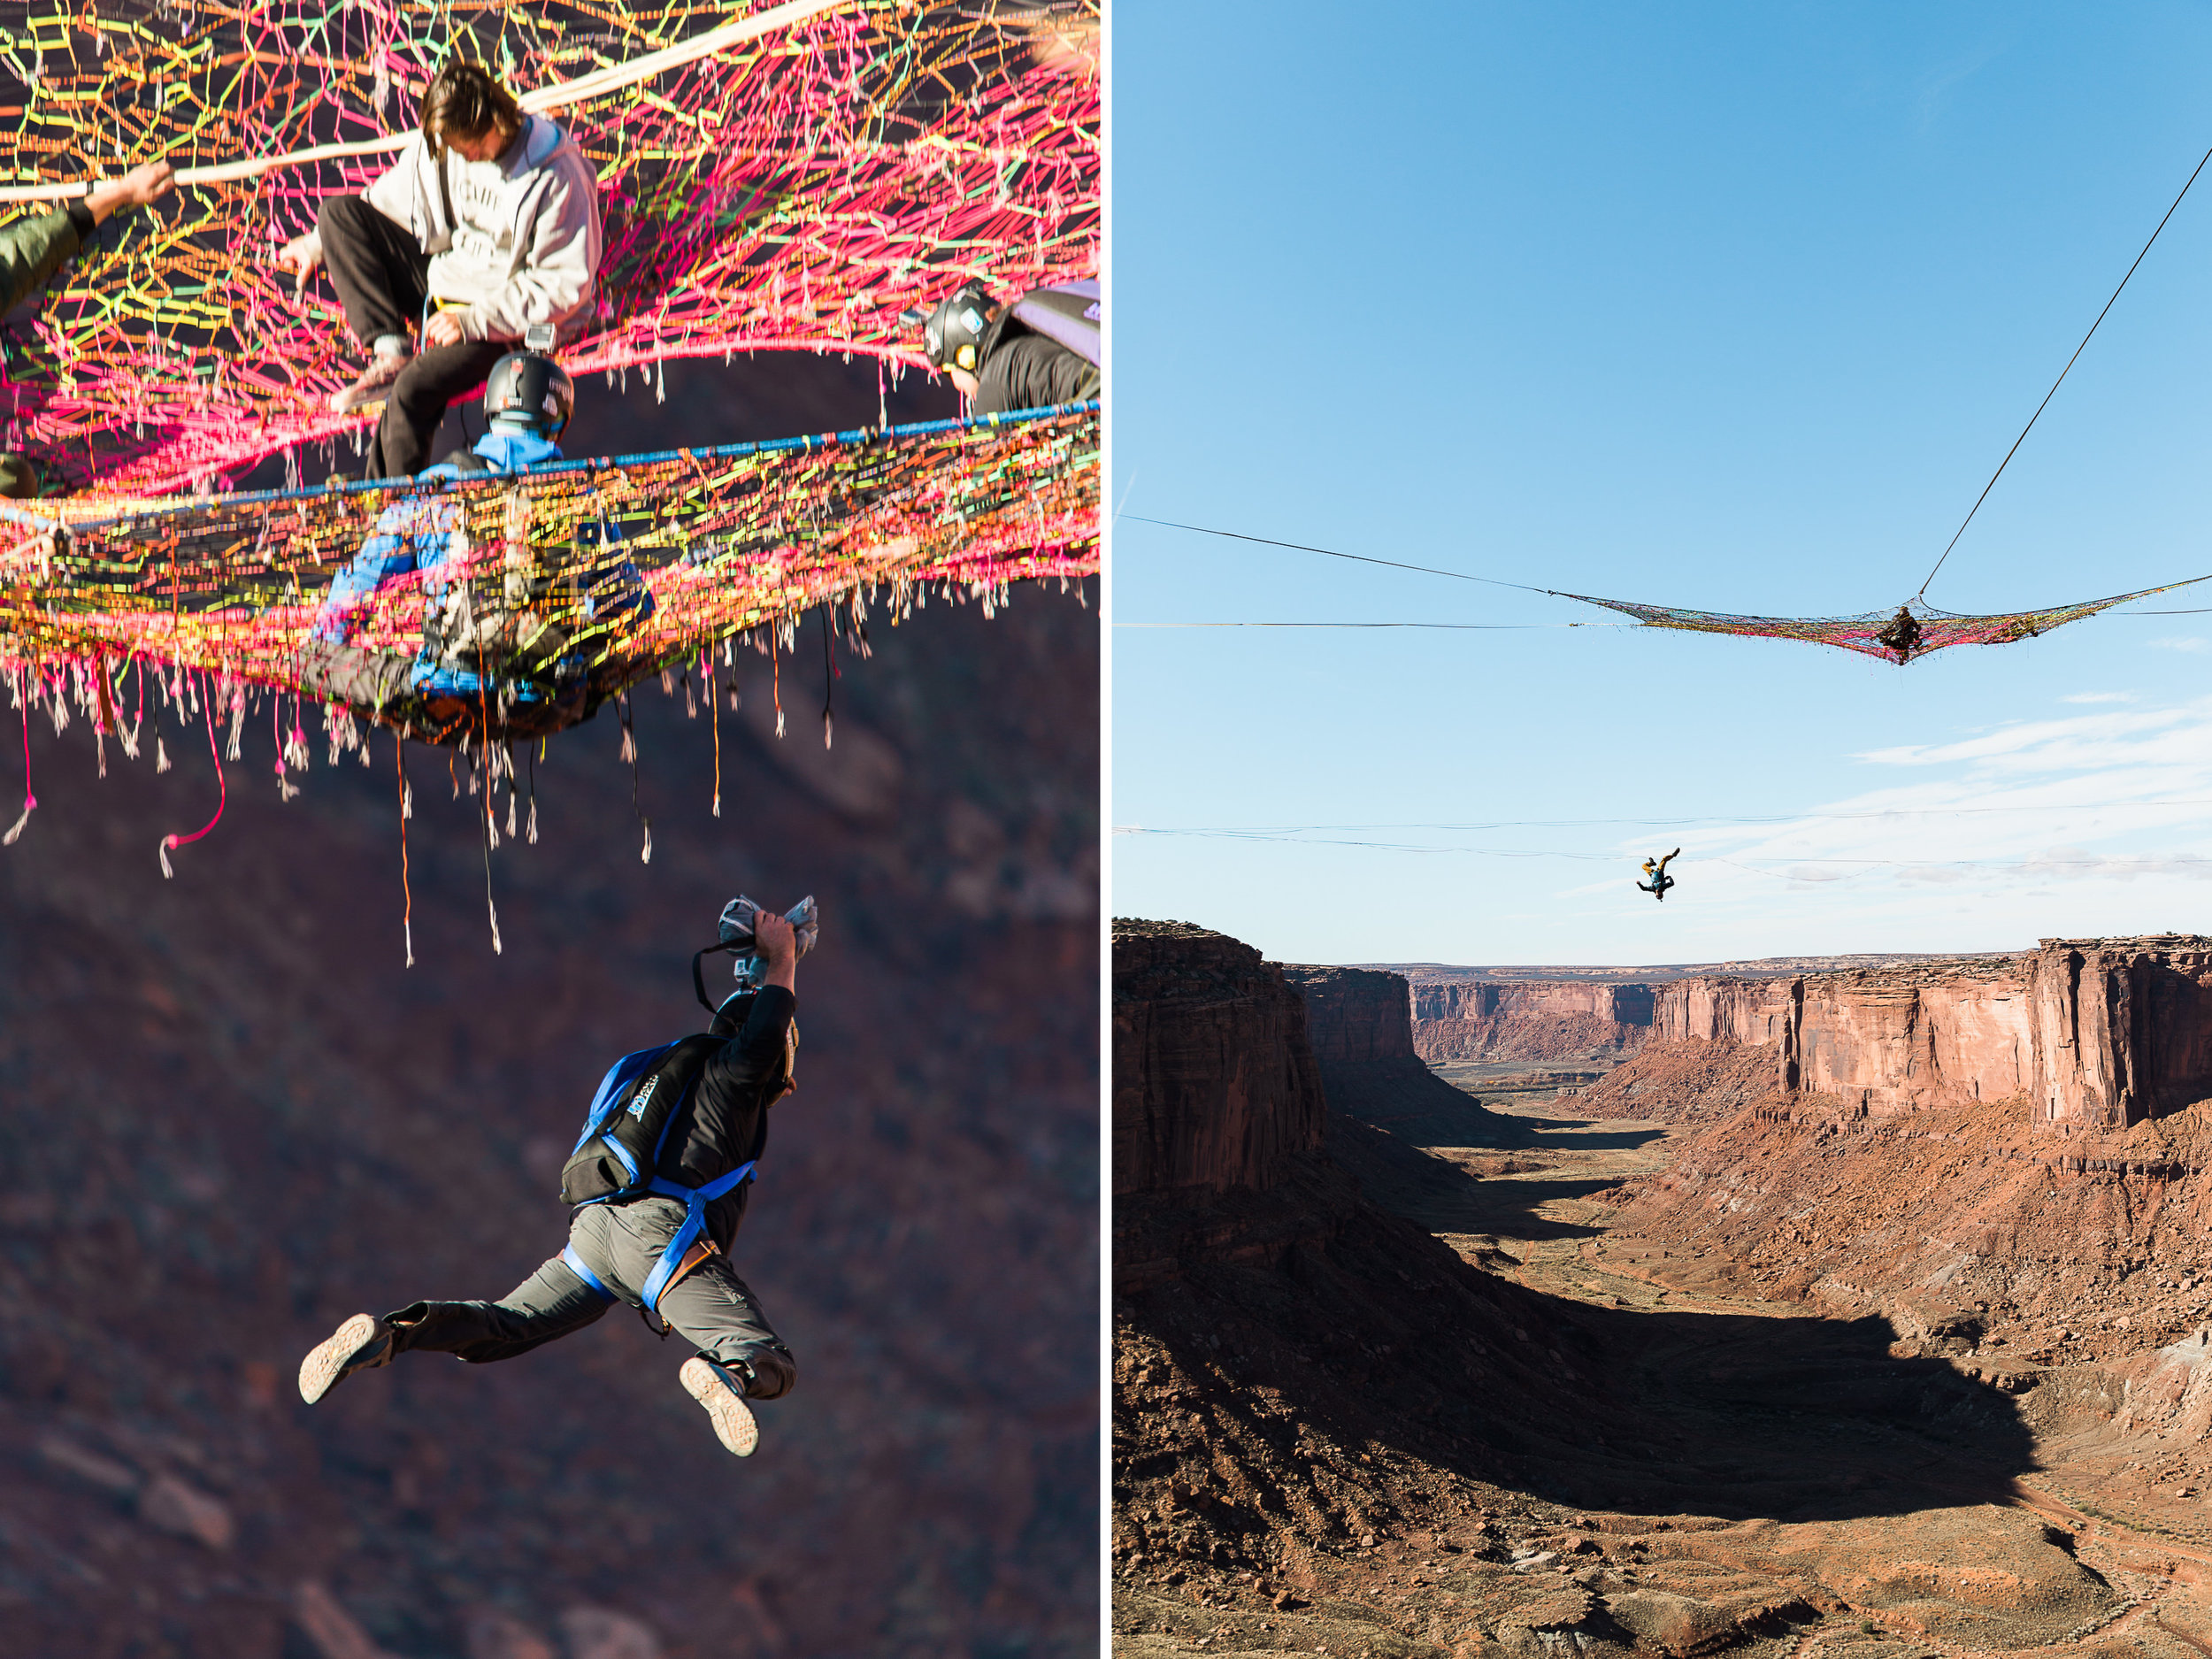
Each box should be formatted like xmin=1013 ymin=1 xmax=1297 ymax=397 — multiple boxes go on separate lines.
xmin=657 ymin=984 xmax=795 ymax=1248
xmin=973 ymin=321 xmax=1102 ymax=417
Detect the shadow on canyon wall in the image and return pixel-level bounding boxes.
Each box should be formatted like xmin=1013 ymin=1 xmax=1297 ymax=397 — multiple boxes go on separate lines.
xmin=1126 ymin=1171 xmax=2038 ymax=1532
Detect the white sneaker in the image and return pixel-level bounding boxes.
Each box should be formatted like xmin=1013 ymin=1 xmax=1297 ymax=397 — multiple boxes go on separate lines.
xmin=298 ymin=1312 xmax=396 ymax=1404
xmin=329 ymin=351 xmax=409 ymax=413
xmin=679 ymin=1356 xmax=759 ymax=1456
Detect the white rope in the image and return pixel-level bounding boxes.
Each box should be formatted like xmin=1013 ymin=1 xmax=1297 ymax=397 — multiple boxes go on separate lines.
xmin=0 ymin=0 xmax=854 ymax=204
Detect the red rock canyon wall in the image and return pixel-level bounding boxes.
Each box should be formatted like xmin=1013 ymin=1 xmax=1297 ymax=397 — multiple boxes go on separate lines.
xmin=1111 ymin=921 xmax=1327 ymax=1195
xmin=1641 ymin=936 xmax=2212 ymax=1128
xmin=1408 ymin=979 xmax=1655 ymax=1062
xmin=1277 ymin=964 xmax=1421 ymax=1065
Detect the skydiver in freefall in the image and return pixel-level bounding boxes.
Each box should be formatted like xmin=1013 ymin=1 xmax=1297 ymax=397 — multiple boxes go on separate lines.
xmin=0 ymin=159 xmax=176 ymax=498
xmin=297 ymin=900 xmax=813 ymax=1458
xmin=1639 ymin=849 xmax=1680 ymax=902
xmin=922 ymin=278 xmax=1101 ymax=415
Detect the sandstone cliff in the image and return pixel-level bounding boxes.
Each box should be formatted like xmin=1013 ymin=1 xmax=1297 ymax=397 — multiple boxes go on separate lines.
xmin=1409 ymin=979 xmax=1654 ymax=1064
xmin=1278 ymin=964 xmax=1521 ymax=1151
xmin=1585 ymin=936 xmax=2212 ymax=1129
xmin=1112 ymin=922 xmax=1326 ymax=1197
xmin=1286 ymin=964 xmax=1422 ymax=1065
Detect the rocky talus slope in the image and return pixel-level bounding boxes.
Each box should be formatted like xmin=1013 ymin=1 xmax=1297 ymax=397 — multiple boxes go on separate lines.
xmin=0 ymin=357 xmax=1096 ymax=1659
xmin=1602 ymin=1072 xmax=2212 ymax=1547
xmin=1113 ymin=925 xmax=2103 ymax=1659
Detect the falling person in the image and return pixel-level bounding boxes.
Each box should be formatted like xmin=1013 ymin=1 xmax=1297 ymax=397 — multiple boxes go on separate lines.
xmin=297 ymin=900 xmax=812 ymax=1457
xmin=1639 ymin=849 xmax=1680 ymax=902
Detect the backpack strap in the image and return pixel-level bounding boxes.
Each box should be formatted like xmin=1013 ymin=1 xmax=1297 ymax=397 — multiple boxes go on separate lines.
xmin=422 ymin=146 xmax=456 ymax=256
xmin=637 ymin=1161 xmax=757 ymax=1312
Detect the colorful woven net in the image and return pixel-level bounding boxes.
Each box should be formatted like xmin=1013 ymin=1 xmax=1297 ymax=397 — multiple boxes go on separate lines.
xmin=1562 ymin=583 xmax=2201 ymax=665
xmin=0 ymin=0 xmax=1098 ymax=495
xmin=0 ymin=402 xmax=1097 ymax=761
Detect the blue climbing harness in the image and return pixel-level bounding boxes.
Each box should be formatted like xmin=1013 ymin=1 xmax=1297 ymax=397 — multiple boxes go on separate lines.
xmin=557 ymin=1038 xmax=757 ymax=1314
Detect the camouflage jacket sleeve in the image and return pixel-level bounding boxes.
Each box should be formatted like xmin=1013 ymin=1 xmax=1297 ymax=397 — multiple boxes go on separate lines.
xmin=0 ymin=206 xmax=89 ymax=316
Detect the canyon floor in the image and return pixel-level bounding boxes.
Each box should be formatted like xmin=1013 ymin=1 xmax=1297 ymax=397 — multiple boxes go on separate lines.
xmin=1113 ymin=1070 xmax=2212 ymax=1659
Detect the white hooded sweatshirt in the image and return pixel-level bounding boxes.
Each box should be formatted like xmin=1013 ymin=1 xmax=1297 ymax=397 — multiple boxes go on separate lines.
xmin=358 ymin=114 xmax=603 ymax=344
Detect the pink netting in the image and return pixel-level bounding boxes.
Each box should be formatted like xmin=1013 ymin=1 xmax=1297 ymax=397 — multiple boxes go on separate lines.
xmin=0 ymin=0 xmax=1098 ymax=493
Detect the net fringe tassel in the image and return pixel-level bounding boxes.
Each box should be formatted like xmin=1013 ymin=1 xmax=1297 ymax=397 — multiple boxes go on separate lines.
xmin=159 ymin=676 xmax=226 ymax=878
xmin=273 ymin=698 xmax=297 ymax=800
xmin=480 ymin=661 xmax=502 ymax=952
xmin=4 ymin=699 xmax=33 ymax=847
xmin=620 ymin=695 xmax=651 ymax=864
xmin=396 ymin=733 xmax=414 ymax=968
xmin=821 ymin=603 xmax=837 ymax=750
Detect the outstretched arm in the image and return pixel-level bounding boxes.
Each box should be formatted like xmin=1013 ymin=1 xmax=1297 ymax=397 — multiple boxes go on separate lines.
xmin=754 ymin=910 xmax=798 ymax=995
xmin=81 ymin=161 xmax=174 ymax=228
xmin=0 ymin=161 xmax=173 ymax=319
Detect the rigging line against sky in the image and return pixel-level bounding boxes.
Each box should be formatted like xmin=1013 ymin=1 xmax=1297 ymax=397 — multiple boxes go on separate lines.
xmin=1117 ymin=827 xmax=2212 ymax=872
xmin=1118 ymin=611 xmax=2212 ymax=627
xmin=1116 ymin=796 xmax=2212 ymax=833
xmin=1119 ymin=519 xmax=2212 ymax=628
xmin=1916 ymin=135 xmax=2212 ymax=597
xmin=1118 ymin=515 xmax=1560 ymax=595
xmin=1112 ymin=621 xmax=1624 ymax=631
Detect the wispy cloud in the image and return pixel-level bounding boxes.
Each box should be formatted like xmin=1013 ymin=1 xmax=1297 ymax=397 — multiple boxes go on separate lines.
xmin=1855 ymin=704 xmax=2193 ymax=770
xmin=1650 ymin=695 xmax=2212 ymax=913
xmin=2151 ymin=637 xmax=2209 ymax=654
xmin=2062 ymin=691 xmax=2137 ymax=704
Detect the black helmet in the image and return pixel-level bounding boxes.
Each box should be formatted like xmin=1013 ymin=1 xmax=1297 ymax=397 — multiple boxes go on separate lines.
xmin=923 ymin=281 xmax=1001 ymax=373
xmin=482 ymin=350 xmax=574 ymax=436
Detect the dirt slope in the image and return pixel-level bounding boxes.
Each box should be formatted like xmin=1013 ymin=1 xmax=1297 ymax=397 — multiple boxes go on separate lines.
xmin=1110 ymin=1086 xmax=2108 ymax=1659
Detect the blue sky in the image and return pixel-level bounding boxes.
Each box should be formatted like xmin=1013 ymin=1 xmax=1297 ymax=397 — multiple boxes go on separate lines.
xmin=1110 ymin=1 xmax=2212 ymax=966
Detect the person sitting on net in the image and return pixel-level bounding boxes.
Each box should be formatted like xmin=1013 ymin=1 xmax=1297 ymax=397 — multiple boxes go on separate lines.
xmin=922 ymin=278 xmax=1100 ymax=416
xmin=297 ymin=899 xmax=814 ymax=1459
xmin=279 ymin=58 xmax=603 ymax=481
xmin=0 ymin=160 xmax=175 ymax=498
xmin=1639 ymin=849 xmax=1681 ymax=902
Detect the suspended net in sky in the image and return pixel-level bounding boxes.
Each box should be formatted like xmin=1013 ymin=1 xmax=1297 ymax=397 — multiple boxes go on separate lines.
xmin=0 ymin=401 xmax=1098 ymax=755
xmin=0 ymin=0 xmax=1098 ymax=493
xmin=1560 ymin=584 xmax=2200 ymax=665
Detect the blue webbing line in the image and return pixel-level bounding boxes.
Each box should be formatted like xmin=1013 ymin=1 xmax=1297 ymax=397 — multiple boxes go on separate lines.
xmin=16 ymin=399 xmax=1103 ymax=534
xmin=561 ymin=1244 xmax=617 ymax=1303
xmin=637 ymin=1161 xmax=757 ymax=1312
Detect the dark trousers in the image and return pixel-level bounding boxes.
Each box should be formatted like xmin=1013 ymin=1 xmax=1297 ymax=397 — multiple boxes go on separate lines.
xmin=317 ymin=194 xmax=504 ymax=480
xmin=380 ymin=1196 xmax=798 ymax=1400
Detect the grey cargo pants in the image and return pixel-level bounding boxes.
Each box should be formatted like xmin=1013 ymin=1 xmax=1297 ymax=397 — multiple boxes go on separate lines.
xmin=382 ymin=1196 xmax=795 ymax=1399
